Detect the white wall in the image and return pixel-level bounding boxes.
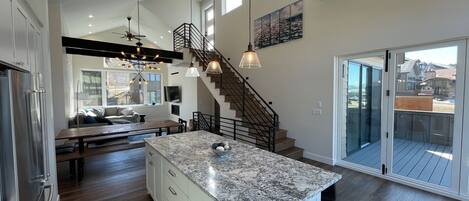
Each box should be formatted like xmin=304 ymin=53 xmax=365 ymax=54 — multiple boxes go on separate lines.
xmin=167 ymin=66 xmax=198 ymax=121
xmin=215 ymin=0 xmax=469 ymax=164
xmin=197 ymin=78 xmax=215 ymax=114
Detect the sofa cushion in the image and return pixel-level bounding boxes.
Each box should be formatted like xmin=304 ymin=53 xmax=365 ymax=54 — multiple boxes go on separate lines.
xmin=104 ymin=107 xmax=118 ymax=116
xmin=119 ymin=108 xmax=134 ymax=116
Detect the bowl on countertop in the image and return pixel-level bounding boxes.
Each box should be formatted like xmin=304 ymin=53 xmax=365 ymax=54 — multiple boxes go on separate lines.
xmin=211 ymin=142 xmax=232 ymax=156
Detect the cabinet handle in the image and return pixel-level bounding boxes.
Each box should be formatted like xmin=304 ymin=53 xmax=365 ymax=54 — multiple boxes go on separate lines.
xmin=168 ymin=186 xmax=177 ymax=196
xmin=168 ymin=169 xmax=176 ymax=177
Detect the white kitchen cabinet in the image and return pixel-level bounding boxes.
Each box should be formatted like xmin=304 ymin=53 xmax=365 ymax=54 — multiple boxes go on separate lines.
xmin=146 ymin=146 xmax=156 ymax=199
xmin=12 ymin=1 xmax=29 ymax=71
xmin=146 ymin=144 xmax=215 ymax=201
xmin=0 ymin=0 xmax=15 ymax=65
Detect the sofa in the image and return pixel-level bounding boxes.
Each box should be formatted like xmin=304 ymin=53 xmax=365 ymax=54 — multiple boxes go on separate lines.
xmin=69 ymin=107 xmax=140 ymax=128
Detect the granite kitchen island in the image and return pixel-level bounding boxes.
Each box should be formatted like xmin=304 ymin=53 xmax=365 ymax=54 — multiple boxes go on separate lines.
xmin=144 ymin=131 xmax=341 ymax=201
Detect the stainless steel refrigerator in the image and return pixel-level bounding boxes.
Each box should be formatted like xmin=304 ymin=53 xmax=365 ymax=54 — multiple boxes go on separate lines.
xmin=0 ymin=65 xmax=52 ymax=201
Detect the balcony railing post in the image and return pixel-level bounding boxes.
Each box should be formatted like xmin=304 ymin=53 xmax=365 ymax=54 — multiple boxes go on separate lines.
xmin=188 ymin=24 xmax=192 ymax=49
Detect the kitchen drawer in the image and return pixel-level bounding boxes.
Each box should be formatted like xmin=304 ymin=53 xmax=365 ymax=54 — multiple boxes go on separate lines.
xmin=163 ymin=160 xmax=190 ymax=190
xmin=163 ymin=175 xmax=189 ymax=201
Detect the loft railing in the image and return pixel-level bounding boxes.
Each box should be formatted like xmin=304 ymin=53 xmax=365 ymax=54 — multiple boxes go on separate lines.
xmin=173 ymin=23 xmax=279 ymax=130
xmin=192 ymin=112 xmax=276 ymax=152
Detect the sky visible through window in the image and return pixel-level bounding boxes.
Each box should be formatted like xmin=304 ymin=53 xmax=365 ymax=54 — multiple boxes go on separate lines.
xmin=405 ymin=46 xmax=457 ymax=65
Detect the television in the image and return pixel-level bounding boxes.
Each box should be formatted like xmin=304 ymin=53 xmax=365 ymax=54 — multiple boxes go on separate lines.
xmin=164 ymin=86 xmax=181 ymax=102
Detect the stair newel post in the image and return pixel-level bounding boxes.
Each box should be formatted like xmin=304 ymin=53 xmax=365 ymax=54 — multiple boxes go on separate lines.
xmin=268 ymin=127 xmax=272 ymax=152
xmin=233 ymin=120 xmax=237 ymax=140
xmin=209 ymin=115 xmax=213 ymax=132
xmin=242 ymin=79 xmax=246 ymax=117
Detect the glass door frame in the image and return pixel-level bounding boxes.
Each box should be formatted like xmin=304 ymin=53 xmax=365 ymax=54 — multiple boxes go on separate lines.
xmin=460 ymin=40 xmax=469 ymax=198
xmin=385 ymin=40 xmax=466 ymax=195
xmin=335 ymin=51 xmax=388 ymax=175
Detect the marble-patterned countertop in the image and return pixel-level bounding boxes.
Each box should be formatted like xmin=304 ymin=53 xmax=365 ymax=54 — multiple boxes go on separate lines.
xmin=145 ymin=131 xmax=341 ymax=201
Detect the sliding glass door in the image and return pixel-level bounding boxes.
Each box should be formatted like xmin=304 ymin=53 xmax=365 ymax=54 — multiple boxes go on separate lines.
xmin=387 ymin=41 xmax=465 ymax=191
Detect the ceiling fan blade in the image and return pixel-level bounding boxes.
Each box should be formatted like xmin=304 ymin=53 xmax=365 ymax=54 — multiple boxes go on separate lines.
xmin=135 ymin=35 xmax=146 ymax=37
xmin=112 ymin=32 xmax=124 ymax=35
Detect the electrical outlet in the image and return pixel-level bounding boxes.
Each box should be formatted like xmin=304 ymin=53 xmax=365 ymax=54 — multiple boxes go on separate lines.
xmin=313 ymin=109 xmax=322 ymax=115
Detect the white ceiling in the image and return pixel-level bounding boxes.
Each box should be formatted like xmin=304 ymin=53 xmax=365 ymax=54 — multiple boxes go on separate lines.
xmin=61 ymin=0 xmax=202 ymax=50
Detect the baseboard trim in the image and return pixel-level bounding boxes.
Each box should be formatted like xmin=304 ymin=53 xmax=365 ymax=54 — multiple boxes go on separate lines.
xmin=303 ymin=151 xmax=334 ymax=165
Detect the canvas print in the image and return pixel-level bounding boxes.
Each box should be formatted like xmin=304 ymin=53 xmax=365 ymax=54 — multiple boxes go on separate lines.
xmin=253 ymin=0 xmax=303 ymax=49
xmin=270 ymin=10 xmax=280 ymax=46
xmin=290 ymin=0 xmax=303 ymax=40
xmin=279 ymin=5 xmax=291 ymax=43
xmin=254 ymin=18 xmax=262 ymax=49
xmin=261 ymin=14 xmax=271 ymax=48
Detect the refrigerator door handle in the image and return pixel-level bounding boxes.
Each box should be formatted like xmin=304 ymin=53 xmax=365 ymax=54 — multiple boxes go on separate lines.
xmin=42 ymin=183 xmax=53 ymax=201
xmin=37 ymin=88 xmax=50 ymax=179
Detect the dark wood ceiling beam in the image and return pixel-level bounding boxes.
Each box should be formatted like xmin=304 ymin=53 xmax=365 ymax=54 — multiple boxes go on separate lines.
xmin=62 ymin=36 xmax=183 ymax=60
xmin=65 ymin=48 xmax=173 ymax=63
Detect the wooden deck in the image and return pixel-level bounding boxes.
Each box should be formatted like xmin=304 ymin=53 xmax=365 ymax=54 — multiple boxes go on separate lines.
xmin=344 ymin=138 xmax=452 ymax=187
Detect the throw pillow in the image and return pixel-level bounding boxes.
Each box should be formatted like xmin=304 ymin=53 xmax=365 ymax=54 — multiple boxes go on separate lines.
xmin=105 ymin=107 xmax=118 ymax=116
xmin=83 ymin=115 xmax=97 ymax=124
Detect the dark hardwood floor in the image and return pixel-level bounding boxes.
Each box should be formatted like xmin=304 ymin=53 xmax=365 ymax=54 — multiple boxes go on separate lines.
xmin=57 ymin=148 xmax=456 ymax=201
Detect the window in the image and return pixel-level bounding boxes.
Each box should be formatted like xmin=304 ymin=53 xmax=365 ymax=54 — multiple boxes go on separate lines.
xmin=81 ymin=71 xmax=103 ymax=106
xmin=81 ymin=70 xmax=162 ymax=107
xmin=147 ymin=73 xmax=161 ymax=105
xmin=222 ymin=0 xmax=242 ymax=15
xmin=106 ymin=71 xmax=142 ymax=106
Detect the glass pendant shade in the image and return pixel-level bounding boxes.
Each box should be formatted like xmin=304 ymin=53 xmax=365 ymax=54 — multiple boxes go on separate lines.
xmin=185 ymin=63 xmax=200 ymax=77
xmin=239 ymin=47 xmax=261 ymax=69
xmin=206 ymin=60 xmax=223 ymax=74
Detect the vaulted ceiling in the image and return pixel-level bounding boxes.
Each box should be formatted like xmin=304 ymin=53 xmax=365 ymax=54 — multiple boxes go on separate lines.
xmin=61 ymin=0 xmax=202 ymax=50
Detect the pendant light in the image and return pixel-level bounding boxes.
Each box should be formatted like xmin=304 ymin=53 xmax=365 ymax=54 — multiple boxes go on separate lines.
xmin=205 ymin=0 xmax=223 ymax=74
xmin=185 ymin=0 xmax=200 ymax=77
xmin=239 ymin=0 xmax=261 ymax=69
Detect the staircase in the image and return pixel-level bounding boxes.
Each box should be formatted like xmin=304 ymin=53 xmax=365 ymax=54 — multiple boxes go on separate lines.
xmin=173 ymin=23 xmax=303 ymax=160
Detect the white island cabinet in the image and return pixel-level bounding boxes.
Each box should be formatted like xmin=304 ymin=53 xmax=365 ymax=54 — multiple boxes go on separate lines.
xmin=145 ymin=131 xmax=341 ymax=201
xmin=145 ymin=144 xmax=214 ymax=201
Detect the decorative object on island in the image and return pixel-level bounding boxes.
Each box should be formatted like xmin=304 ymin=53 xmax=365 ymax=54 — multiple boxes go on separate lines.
xmin=205 ymin=0 xmax=223 ymax=74
xmin=116 ymin=0 xmax=162 ymax=84
xmin=185 ymin=0 xmax=200 ymax=77
xmin=239 ymin=0 xmax=262 ymax=69
xmin=254 ymin=0 xmax=303 ymax=49
xmin=211 ymin=142 xmax=232 ymax=156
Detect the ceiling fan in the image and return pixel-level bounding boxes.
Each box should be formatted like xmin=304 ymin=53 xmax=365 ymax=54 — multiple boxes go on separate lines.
xmin=112 ymin=16 xmax=146 ymax=41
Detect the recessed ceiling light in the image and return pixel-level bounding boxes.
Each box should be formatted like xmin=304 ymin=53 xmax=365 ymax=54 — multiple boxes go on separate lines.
xmin=153 ymin=41 xmax=157 ymax=44
xmin=88 ymin=24 xmax=93 ymax=27
xmin=168 ymin=30 xmax=171 ymax=33
xmin=88 ymin=31 xmax=93 ymax=34
xmin=88 ymin=14 xmax=94 ymax=18
xmin=160 ymin=36 xmax=164 ymax=39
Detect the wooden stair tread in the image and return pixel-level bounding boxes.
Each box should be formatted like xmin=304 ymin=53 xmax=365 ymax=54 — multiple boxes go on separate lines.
xmin=277 ymin=147 xmax=304 ymax=160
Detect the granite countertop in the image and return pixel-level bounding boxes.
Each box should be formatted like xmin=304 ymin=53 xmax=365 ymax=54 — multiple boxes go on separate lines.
xmin=145 ymin=131 xmax=342 ymax=201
